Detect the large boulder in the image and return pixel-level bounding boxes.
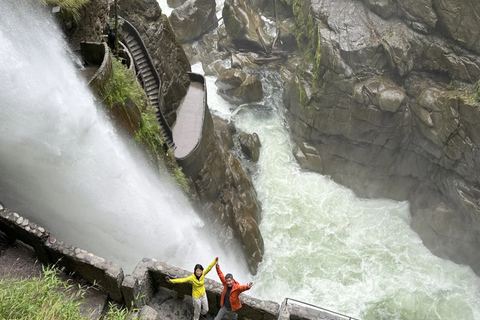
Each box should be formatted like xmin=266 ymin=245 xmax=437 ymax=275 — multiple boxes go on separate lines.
xmin=222 ymin=0 xmax=273 ymax=52
xmin=239 ymin=132 xmax=261 ymax=162
xmin=215 ymin=68 xmax=263 ymax=105
xmin=169 ymin=0 xmax=218 ymax=42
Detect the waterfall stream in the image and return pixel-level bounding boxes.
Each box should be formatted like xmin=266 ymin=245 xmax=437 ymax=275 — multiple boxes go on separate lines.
xmin=0 ymin=0 xmax=247 ymax=278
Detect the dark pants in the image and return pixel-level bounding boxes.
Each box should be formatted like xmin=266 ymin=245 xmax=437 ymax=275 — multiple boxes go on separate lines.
xmin=214 ymin=306 xmax=237 ymax=320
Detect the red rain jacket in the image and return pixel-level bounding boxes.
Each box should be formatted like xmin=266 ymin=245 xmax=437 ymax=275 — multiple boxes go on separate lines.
xmin=216 ymin=265 xmax=251 ymax=312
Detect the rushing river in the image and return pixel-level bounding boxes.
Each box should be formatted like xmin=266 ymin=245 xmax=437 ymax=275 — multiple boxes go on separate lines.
xmin=193 ymin=64 xmax=480 ymax=319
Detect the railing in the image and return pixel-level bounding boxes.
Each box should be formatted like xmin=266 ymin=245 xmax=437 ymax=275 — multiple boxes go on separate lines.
xmin=279 ymin=298 xmax=360 ymax=320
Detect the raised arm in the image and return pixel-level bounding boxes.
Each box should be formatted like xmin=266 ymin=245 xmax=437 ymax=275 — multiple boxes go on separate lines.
xmin=237 ymin=282 xmax=253 ymax=293
xmin=216 ymin=262 xmax=226 ymax=285
xmin=168 ymin=274 xmax=194 ymax=284
xmin=204 ymin=257 xmax=218 ymax=276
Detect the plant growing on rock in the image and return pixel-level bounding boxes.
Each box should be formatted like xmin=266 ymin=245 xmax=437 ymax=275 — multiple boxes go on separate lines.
xmin=40 ymin=0 xmax=91 ymax=21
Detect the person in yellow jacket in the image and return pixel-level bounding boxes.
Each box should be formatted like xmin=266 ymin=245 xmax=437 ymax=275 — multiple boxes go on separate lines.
xmin=166 ymin=257 xmax=218 ymax=320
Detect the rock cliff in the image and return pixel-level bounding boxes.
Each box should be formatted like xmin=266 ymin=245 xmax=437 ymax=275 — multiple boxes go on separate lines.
xmin=277 ymin=0 xmax=480 ymax=275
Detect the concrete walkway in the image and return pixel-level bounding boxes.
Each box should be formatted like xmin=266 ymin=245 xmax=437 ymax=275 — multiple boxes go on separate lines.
xmin=172 ymin=81 xmax=205 ymax=159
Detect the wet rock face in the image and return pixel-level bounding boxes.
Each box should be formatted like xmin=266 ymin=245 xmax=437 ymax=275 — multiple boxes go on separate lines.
xmin=66 ymin=0 xmax=110 ymax=50
xmin=282 ymin=0 xmax=480 ymax=274
xmin=192 ymin=115 xmax=264 ymax=274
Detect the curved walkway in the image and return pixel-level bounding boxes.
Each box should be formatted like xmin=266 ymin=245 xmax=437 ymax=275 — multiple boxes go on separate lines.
xmin=172 ymin=76 xmax=205 ymax=159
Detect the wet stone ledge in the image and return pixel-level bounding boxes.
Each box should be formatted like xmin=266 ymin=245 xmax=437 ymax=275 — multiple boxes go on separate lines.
xmin=0 ymin=204 xmax=333 ymax=319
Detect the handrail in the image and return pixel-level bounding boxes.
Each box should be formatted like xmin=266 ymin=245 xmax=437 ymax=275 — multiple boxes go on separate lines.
xmin=279 ymin=297 xmax=360 ymax=320
xmin=119 ymin=17 xmax=175 ymax=149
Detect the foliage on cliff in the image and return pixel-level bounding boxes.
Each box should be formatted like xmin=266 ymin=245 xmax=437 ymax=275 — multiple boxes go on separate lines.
xmin=279 ymin=0 xmax=322 ymax=85
xmin=40 ymin=0 xmax=91 ymax=21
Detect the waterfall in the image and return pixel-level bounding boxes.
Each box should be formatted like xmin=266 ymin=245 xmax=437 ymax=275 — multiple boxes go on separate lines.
xmin=2 ymin=0 xmax=480 ymax=319
xmin=193 ymin=61 xmax=480 ymax=320
xmin=0 ymin=0 xmax=247 ymax=278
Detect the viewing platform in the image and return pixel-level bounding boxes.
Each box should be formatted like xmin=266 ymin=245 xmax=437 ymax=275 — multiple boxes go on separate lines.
xmin=172 ymin=73 xmax=206 ymax=159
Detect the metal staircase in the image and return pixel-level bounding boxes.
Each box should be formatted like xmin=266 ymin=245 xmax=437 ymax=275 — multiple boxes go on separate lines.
xmin=120 ymin=19 xmax=175 ymax=150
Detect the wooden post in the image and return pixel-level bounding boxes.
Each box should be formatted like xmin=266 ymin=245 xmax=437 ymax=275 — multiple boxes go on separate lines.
xmin=114 ymin=0 xmax=119 ymax=56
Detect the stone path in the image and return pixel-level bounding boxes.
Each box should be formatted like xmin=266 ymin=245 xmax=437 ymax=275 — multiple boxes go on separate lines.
xmin=172 ymin=80 xmax=205 ymax=159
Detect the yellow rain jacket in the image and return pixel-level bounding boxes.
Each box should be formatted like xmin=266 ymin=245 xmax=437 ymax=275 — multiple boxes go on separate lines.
xmin=170 ymin=258 xmax=216 ymax=298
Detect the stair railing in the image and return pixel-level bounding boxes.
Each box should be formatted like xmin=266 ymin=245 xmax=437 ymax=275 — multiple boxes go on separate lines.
xmin=119 ymin=17 xmax=175 ymax=150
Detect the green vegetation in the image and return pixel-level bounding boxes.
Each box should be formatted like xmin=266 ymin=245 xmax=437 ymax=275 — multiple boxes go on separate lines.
xmin=105 ymin=56 xmax=146 ymax=109
xmin=40 ymin=0 xmax=91 ymax=21
xmin=0 ymin=266 xmax=136 ymax=320
xmin=280 ymin=0 xmax=324 ymax=89
xmin=474 ymin=78 xmax=480 ymax=102
xmin=222 ymin=2 xmax=246 ymax=39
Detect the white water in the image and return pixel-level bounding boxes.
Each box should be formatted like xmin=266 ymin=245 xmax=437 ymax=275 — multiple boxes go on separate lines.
xmin=0 ymin=0 xmax=247 ymax=278
xmin=191 ymin=60 xmax=480 ymax=319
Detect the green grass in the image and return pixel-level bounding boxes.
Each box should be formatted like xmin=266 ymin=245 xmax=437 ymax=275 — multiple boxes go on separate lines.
xmin=0 ymin=266 xmax=137 ymax=320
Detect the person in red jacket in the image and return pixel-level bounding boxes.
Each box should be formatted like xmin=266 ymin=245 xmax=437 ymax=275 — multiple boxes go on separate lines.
xmin=214 ymin=258 xmax=253 ymax=320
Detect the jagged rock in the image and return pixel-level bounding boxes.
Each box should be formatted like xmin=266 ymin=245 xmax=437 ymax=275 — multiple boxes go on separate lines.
xmin=138 ymin=305 xmax=159 ymax=320
xmin=397 ymin=0 xmax=437 ymax=30
xmin=275 ymin=17 xmax=298 ymax=51
xmin=434 ymin=0 xmax=480 ymax=54
xmin=215 ymin=68 xmax=263 ymax=105
xmin=363 ymin=0 xmax=396 ymax=19
xmin=213 ymin=115 xmax=235 ymax=150
xmin=222 ymin=0 xmax=273 ymax=52
xmin=215 ymin=68 xmax=246 ymax=91
xmin=67 ymin=0 xmax=110 ymax=50
xmin=231 ymin=53 xmax=262 ymax=71
xmin=169 ymin=0 xmax=217 ymax=42
xmin=239 ymin=132 xmax=261 ymax=162
xmin=167 ymin=0 xmax=186 ymax=9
